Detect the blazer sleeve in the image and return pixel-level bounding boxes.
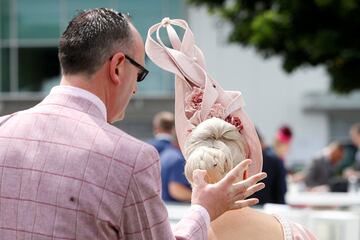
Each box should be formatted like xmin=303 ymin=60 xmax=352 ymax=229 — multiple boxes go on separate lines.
xmin=120 ymin=143 xmax=208 ymax=240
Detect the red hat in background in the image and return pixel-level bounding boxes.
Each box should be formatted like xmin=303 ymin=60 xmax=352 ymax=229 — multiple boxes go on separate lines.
xmin=276 ymin=125 xmax=293 ymax=144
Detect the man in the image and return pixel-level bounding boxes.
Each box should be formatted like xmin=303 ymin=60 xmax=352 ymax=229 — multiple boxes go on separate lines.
xmin=334 ymin=123 xmax=360 ymax=193
xmin=336 ymin=123 xmax=360 ymax=175
xmin=0 ymin=8 xmax=266 ymax=239
xmin=148 ymin=111 xmax=174 ymax=154
xmin=252 ymin=131 xmax=287 ymax=204
xmin=350 ymin=123 xmax=360 ymax=170
xmin=342 ymin=123 xmax=360 ymax=177
xmin=160 ymin=138 xmax=192 ymax=202
xmin=304 ymin=141 xmax=344 ymax=189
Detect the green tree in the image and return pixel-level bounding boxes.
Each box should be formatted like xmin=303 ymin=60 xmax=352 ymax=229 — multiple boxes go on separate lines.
xmin=189 ymin=0 xmax=360 ymax=93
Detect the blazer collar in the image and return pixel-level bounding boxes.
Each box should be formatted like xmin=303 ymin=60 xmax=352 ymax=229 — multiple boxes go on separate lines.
xmin=40 ymin=86 xmax=107 ymax=121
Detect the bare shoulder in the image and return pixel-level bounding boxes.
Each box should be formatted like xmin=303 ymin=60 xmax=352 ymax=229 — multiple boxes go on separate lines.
xmin=210 ymin=207 xmax=284 ymax=240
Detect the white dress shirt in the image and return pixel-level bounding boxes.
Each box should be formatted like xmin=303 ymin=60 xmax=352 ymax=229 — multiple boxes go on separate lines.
xmin=50 ymin=85 xmax=107 ymax=121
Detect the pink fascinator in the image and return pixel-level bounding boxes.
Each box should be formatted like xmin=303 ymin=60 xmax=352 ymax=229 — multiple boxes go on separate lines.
xmin=145 ymin=18 xmax=262 ymax=176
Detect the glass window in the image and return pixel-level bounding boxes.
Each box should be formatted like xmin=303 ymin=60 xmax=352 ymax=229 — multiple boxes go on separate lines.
xmin=0 ymin=48 xmax=10 ymax=92
xmin=118 ymin=0 xmax=185 ymax=95
xmin=329 ymin=111 xmax=360 ymax=141
xmin=18 ymin=47 xmax=60 ymax=92
xmin=0 ymin=0 xmax=186 ymax=94
xmin=137 ymin=56 xmax=175 ymax=95
xmin=17 ymin=0 xmax=60 ymax=39
xmin=0 ymin=0 xmax=10 ymax=40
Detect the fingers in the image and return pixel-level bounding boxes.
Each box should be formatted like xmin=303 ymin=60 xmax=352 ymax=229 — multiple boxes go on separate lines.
xmin=244 ymin=182 xmax=265 ymax=199
xmin=233 ymin=172 xmax=267 ymax=193
xmin=229 ymin=172 xmax=266 ymax=204
xmin=192 ymin=169 xmax=208 ymax=187
xmin=230 ymin=198 xmax=259 ymax=210
xmin=232 ymin=182 xmax=265 ymax=201
xmin=220 ymin=159 xmax=252 ymax=185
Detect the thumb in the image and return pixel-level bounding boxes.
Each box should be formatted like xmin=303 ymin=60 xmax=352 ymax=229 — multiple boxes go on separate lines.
xmin=192 ymin=169 xmax=208 ymax=187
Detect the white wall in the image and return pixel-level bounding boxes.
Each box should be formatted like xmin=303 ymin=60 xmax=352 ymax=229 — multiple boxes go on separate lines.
xmin=187 ymin=7 xmax=330 ymax=165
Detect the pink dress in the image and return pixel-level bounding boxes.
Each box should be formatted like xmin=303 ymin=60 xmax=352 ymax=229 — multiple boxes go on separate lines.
xmin=274 ymin=215 xmax=317 ymax=240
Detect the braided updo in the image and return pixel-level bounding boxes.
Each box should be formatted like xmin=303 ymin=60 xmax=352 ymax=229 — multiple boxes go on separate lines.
xmin=184 ymin=117 xmax=248 ymax=183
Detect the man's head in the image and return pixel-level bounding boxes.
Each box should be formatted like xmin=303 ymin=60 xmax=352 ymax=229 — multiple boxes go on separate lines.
xmin=59 ymin=8 xmax=147 ymax=122
xmin=59 ymin=8 xmax=133 ymax=76
xmin=327 ymin=141 xmax=345 ymax=165
xmin=350 ymin=123 xmax=360 ymax=147
xmin=153 ymin=111 xmax=175 ymax=135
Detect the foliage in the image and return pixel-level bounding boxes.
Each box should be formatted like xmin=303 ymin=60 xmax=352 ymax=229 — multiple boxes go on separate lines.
xmin=188 ymin=0 xmax=360 ymax=92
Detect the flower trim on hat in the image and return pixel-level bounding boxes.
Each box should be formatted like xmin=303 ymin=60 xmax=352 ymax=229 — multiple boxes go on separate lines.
xmin=185 ymin=87 xmax=244 ymax=134
xmin=185 ymin=87 xmax=204 ymax=117
xmin=224 ymin=116 xmax=244 ymax=133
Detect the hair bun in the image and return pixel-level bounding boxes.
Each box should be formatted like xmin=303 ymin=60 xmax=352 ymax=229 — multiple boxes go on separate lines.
xmin=184 ymin=118 xmax=248 ymax=183
xmin=185 ymin=146 xmax=232 ymax=183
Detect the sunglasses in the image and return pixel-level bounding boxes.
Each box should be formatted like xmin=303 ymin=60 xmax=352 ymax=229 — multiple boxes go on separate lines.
xmin=109 ymin=54 xmax=149 ymax=82
xmin=124 ymin=55 xmax=149 ymax=82
xmin=114 ymin=12 xmax=148 ymax=82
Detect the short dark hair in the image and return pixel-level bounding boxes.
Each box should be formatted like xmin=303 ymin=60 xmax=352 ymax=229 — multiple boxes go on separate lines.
xmin=153 ymin=111 xmax=175 ymax=132
xmin=58 ymin=8 xmax=133 ymax=75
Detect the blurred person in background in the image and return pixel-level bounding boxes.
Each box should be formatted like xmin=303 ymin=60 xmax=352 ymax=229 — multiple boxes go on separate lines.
xmin=160 ymin=137 xmax=192 ymax=202
xmin=148 ymin=111 xmax=174 ymax=154
xmin=304 ymin=141 xmax=344 ymax=191
xmin=272 ymin=125 xmax=293 ymax=162
xmin=341 ymin=123 xmax=360 ymax=179
xmin=252 ymin=129 xmax=287 ymax=204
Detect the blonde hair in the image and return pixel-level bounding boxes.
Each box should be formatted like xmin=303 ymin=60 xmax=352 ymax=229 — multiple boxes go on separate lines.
xmin=184 ymin=117 xmax=248 ymax=183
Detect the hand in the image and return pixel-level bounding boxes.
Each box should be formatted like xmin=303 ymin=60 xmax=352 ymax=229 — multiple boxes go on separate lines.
xmin=190 ymin=159 xmax=266 ymax=221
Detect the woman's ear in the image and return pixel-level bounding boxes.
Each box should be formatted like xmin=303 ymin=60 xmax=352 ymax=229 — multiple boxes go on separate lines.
xmin=109 ymin=52 xmax=126 ymax=85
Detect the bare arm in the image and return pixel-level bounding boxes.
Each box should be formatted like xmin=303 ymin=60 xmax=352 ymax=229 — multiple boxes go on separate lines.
xmin=169 ymin=182 xmax=192 ymax=202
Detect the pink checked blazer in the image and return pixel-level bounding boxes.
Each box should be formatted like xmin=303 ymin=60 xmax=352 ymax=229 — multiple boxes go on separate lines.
xmin=0 ymin=92 xmax=207 ymax=239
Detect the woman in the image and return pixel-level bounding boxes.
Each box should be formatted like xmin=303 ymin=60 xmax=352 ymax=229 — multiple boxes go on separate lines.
xmin=145 ymin=17 xmax=316 ymax=240
xmin=184 ymin=117 xmax=316 ymax=240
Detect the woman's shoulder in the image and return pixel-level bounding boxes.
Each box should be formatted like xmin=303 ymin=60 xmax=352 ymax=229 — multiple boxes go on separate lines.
xmin=209 ymin=208 xmax=283 ymax=240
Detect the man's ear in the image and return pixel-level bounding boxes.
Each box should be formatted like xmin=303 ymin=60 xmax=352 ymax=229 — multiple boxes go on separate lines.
xmin=109 ymin=52 xmax=126 ymax=85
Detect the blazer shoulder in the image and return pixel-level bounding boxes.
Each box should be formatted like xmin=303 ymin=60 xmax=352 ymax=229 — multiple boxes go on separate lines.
xmin=104 ymin=123 xmax=159 ymax=159
xmin=0 ymin=113 xmax=18 ymax=127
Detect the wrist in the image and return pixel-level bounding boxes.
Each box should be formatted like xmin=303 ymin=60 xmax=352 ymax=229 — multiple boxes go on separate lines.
xmin=190 ymin=204 xmax=211 ymax=227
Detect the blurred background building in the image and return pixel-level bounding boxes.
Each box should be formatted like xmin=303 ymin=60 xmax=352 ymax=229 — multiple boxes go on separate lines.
xmin=1 ymin=0 xmax=359 ymax=168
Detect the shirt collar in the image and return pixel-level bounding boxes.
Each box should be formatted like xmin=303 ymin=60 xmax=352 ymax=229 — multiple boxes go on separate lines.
xmin=50 ymin=85 xmax=107 ymax=120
